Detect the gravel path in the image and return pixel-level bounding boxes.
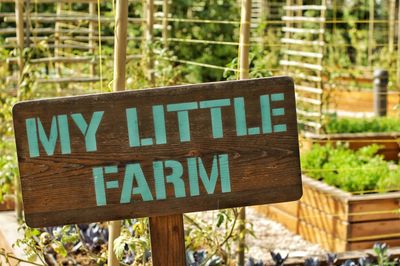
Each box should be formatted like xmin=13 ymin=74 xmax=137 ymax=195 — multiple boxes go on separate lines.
xmin=245 ymin=207 xmax=326 ymax=261
xmin=188 ymin=207 xmax=326 ymax=263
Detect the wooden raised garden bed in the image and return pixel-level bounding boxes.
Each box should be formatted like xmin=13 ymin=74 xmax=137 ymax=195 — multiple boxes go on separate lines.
xmin=329 ymin=88 xmax=400 ymax=117
xmin=302 ymin=132 xmax=400 ymax=161
xmin=0 ymin=196 xmax=14 ymax=212
xmin=253 ymin=176 xmax=400 ymax=252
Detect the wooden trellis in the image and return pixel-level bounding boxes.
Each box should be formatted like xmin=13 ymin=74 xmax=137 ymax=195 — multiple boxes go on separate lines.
xmin=280 ymin=0 xmax=326 ymax=133
xmin=2 ymin=0 xmax=143 ymax=93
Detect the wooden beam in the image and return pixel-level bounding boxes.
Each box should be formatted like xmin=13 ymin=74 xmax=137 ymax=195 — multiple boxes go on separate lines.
xmin=149 ymin=215 xmax=186 ymax=266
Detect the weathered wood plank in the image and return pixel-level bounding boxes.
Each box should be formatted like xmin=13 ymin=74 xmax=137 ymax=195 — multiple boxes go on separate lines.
xmin=299 ymin=203 xmax=348 ymax=240
xmin=13 ymin=77 xmax=302 ymax=227
xmin=253 ymin=205 xmax=299 ymax=233
xmin=149 ymin=215 xmax=186 ymax=266
xmin=298 ymin=221 xmax=347 ymax=252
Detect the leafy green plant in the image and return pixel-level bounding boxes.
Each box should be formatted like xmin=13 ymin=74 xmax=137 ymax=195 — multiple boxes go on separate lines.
xmin=324 ymin=116 xmax=400 ymax=134
xmin=301 ymin=144 xmax=400 ymax=193
xmin=184 ymin=208 xmax=254 ymax=265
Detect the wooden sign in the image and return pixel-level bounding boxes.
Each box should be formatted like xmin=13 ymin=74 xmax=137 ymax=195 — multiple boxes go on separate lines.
xmin=13 ymin=77 xmax=302 ymax=227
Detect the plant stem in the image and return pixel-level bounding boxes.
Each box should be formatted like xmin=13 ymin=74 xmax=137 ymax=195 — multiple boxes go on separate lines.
xmin=0 ymin=249 xmax=46 ymax=266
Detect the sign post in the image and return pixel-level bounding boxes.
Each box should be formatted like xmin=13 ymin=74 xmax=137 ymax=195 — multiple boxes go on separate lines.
xmin=13 ymin=77 xmax=302 ymax=264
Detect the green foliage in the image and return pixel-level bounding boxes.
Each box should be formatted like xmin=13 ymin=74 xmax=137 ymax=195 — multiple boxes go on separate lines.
xmin=301 ymin=144 xmax=400 ymax=192
xmin=184 ymin=208 xmax=255 ymax=265
xmin=223 ymin=51 xmax=273 ymax=80
xmin=325 ymin=116 xmax=400 ymax=133
xmin=169 ymin=0 xmax=239 ymax=82
xmin=114 ymin=219 xmax=151 ymax=265
xmin=0 ymin=93 xmax=17 ymax=204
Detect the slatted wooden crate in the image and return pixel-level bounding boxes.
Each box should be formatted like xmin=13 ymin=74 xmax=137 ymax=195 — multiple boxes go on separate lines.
xmin=253 ymin=176 xmax=400 ymax=252
xmin=302 ymin=132 xmax=400 ymax=161
xmin=0 ymin=197 xmax=14 ymax=212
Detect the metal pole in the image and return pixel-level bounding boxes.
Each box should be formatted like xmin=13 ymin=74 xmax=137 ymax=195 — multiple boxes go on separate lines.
xmin=373 ymin=69 xmax=389 ymax=116
xmin=108 ymin=1 xmax=128 ymax=265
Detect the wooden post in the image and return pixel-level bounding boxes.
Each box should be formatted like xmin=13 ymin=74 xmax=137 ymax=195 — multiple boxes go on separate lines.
xmin=283 ymin=0 xmax=291 ymax=73
xmin=145 ymin=0 xmax=155 ymax=84
xmin=55 ymin=2 xmax=62 ymax=77
xmin=24 ymin=0 xmax=30 ymax=48
xmin=238 ymin=0 xmax=252 ymax=264
xmin=239 ymin=0 xmax=251 ymax=80
xmin=389 ymin=0 xmax=396 ymax=53
xmin=146 ymin=0 xmax=185 ymax=262
xmin=15 ymin=0 xmax=24 ymax=88
xmin=113 ymin=0 xmax=128 ymax=92
xmin=162 ymin=0 xmax=169 ymax=48
xmin=397 ymin=0 xmax=400 ymax=85
xmin=14 ymin=0 xmax=24 ymax=221
xmin=149 ymin=215 xmax=186 ymax=266
xmin=89 ymin=3 xmax=96 ymax=79
xmin=108 ymin=0 xmax=128 ymax=265
xmin=368 ymin=0 xmax=374 ymax=65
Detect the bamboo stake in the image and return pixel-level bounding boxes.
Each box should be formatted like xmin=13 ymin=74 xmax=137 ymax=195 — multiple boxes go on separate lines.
xmin=238 ymin=0 xmax=251 ymax=264
xmin=14 ymin=0 xmax=24 ymax=221
xmin=24 ymin=0 xmax=30 ymax=48
xmin=145 ymin=0 xmax=155 ymax=84
xmin=283 ymin=0 xmax=291 ymax=73
xmin=108 ymin=1 xmax=128 ymax=266
xmin=55 ymin=3 xmax=62 ymax=79
xmin=368 ymin=0 xmax=374 ymax=66
xmin=162 ymin=0 xmax=169 ymax=47
xmin=389 ymin=0 xmax=396 ymax=53
xmin=89 ymin=2 xmax=96 ymax=78
xmin=239 ymin=0 xmax=251 ymax=80
xmin=397 ymin=0 xmax=400 ymax=85
xmin=113 ymin=0 xmax=128 ymax=91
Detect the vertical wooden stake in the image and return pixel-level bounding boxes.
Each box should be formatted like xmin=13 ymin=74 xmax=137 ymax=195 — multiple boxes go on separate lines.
xmin=239 ymin=0 xmax=251 ymax=81
xmin=145 ymin=0 xmax=155 ymax=84
xmin=149 ymin=215 xmax=186 ymax=266
xmin=108 ymin=1 xmax=128 ymax=265
xmin=238 ymin=0 xmax=251 ymax=264
xmin=113 ymin=0 xmax=128 ymax=92
xmin=397 ymin=0 xmax=400 ymax=84
xmin=24 ymin=0 xmax=30 ymax=48
xmin=55 ymin=2 xmax=62 ymax=77
xmin=368 ymin=0 xmax=374 ymax=65
xmin=89 ymin=2 xmax=97 ymax=81
xmin=15 ymin=0 xmax=24 ymax=89
xmin=14 ymin=0 xmax=24 ymax=221
xmin=162 ymin=0 xmax=169 ymax=48
xmin=389 ymin=0 xmax=396 ymax=53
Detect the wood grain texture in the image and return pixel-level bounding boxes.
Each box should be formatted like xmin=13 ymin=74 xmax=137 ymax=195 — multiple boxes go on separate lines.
xmin=256 ymin=175 xmax=400 ymax=252
xmin=13 ymin=77 xmax=302 ymax=227
xmin=149 ymin=214 xmax=185 ymax=266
